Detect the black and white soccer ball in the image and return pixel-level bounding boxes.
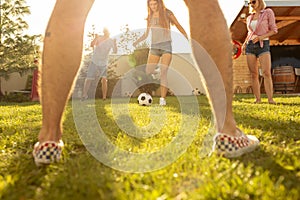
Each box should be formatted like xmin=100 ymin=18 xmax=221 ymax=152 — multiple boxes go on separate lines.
xmin=137 ymin=93 xmax=153 ymax=106
xmin=192 ymin=88 xmax=201 ymax=95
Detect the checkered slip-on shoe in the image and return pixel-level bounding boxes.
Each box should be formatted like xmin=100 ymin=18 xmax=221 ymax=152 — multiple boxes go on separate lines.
xmin=32 ymin=140 xmax=64 ymax=166
xmin=212 ymin=129 xmax=259 ymax=158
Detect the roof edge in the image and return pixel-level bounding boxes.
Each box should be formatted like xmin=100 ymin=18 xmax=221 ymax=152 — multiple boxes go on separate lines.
xmin=242 ymin=0 xmax=300 ymax=7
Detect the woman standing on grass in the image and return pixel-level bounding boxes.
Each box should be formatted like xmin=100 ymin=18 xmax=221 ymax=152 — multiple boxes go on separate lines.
xmin=243 ymin=0 xmax=277 ymax=104
xmin=133 ymin=0 xmax=188 ymax=106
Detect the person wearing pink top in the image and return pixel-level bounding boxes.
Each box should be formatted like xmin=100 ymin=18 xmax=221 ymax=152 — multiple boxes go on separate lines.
xmin=243 ymin=0 xmax=278 ymax=104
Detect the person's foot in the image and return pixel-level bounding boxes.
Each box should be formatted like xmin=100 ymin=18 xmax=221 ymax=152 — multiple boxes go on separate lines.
xmin=151 ymin=67 xmax=161 ymax=80
xmin=159 ymin=97 xmax=166 ymax=106
xmin=268 ymin=100 xmax=276 ymax=104
xmin=254 ymin=99 xmax=261 ymax=104
xmin=32 ymin=140 xmax=64 ymax=166
xmin=80 ymin=96 xmax=88 ymax=101
xmin=212 ymin=128 xmax=259 ymax=158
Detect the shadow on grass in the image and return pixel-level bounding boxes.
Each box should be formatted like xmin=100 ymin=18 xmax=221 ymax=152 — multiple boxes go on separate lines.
xmin=236 ymin=148 xmax=300 ymax=193
xmin=232 ymin=94 xmax=300 ymax=193
xmin=1 ymin=113 xmax=117 ymax=200
xmin=2 ymin=96 xmax=298 ymax=199
xmin=0 ymin=101 xmax=39 ymax=107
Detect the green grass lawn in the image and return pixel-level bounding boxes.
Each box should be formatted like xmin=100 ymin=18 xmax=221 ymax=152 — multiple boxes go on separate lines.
xmin=0 ymin=94 xmax=299 ymax=200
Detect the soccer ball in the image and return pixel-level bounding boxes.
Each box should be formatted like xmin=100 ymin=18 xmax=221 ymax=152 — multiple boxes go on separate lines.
xmin=192 ymin=88 xmax=201 ymax=95
xmin=137 ymin=93 xmax=153 ymax=106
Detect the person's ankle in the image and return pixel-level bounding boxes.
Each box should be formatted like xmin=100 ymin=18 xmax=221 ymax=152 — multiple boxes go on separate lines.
xmin=255 ymin=98 xmax=261 ymax=102
xmin=219 ymin=125 xmax=241 ymax=137
xmin=38 ymin=131 xmax=61 ymax=143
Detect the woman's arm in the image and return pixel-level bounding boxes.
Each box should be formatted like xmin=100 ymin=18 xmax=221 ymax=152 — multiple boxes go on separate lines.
xmin=256 ymin=30 xmax=277 ymax=41
xmin=133 ymin=27 xmax=150 ymax=47
xmin=255 ymin=9 xmax=278 ymax=43
xmin=112 ymin=38 xmax=117 ymax=54
xmin=169 ymin=14 xmax=188 ymax=39
xmin=90 ymin=36 xmax=99 ymax=47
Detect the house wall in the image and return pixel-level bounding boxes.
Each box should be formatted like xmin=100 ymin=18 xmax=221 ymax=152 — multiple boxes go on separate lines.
xmin=3 ymin=53 xmax=254 ymax=97
xmin=113 ymin=53 xmax=206 ymax=96
xmin=232 ymin=55 xmax=252 ymax=93
xmin=0 ymin=72 xmax=31 ymax=94
xmin=74 ymin=53 xmax=206 ymax=98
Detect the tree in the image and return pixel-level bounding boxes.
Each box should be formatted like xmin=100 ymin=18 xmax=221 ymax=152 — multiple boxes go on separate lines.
xmin=0 ymin=0 xmax=41 ymax=95
xmin=117 ymin=25 xmax=159 ymax=95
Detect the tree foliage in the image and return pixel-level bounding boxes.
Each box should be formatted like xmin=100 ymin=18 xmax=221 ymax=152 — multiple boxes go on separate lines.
xmin=0 ymin=0 xmax=41 ymax=77
xmin=118 ymin=24 xmax=149 ymax=55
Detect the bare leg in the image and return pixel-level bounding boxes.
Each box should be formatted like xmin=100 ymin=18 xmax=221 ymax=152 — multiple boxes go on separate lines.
xmin=160 ymin=53 xmax=172 ymax=98
xmin=247 ymin=55 xmax=261 ymax=102
xmin=101 ymin=77 xmax=107 ymax=100
xmin=185 ymin=0 xmax=259 ymax=158
xmin=38 ymin=0 xmax=94 ymax=143
xmin=146 ymin=53 xmax=160 ymax=96
xmin=259 ymin=53 xmax=275 ymax=103
xmin=82 ymin=79 xmax=93 ymax=99
xmin=146 ymin=54 xmax=160 ymax=74
xmin=185 ymin=0 xmax=236 ymax=135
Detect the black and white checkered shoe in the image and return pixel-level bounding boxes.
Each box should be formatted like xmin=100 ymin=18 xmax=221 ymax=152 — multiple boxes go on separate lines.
xmin=212 ymin=129 xmax=259 ymax=158
xmin=32 ymin=140 xmax=64 ymax=166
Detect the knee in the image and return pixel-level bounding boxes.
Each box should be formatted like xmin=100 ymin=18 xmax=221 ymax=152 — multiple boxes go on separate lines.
xmin=262 ymin=70 xmax=272 ymax=78
xmin=160 ymin=68 xmax=168 ymax=77
xmin=250 ymin=71 xmax=259 ymax=79
xmin=146 ymin=64 xmax=156 ymax=74
xmin=101 ymin=78 xmax=107 ymax=83
xmin=145 ymin=69 xmax=152 ymax=75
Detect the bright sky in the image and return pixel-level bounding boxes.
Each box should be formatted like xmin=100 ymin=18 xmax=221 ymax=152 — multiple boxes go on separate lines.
xmin=24 ymin=0 xmax=245 ymax=53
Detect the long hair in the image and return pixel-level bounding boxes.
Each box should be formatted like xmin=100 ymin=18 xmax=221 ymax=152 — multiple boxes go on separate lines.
xmin=147 ymin=0 xmax=170 ymax=29
xmin=249 ymin=0 xmax=266 ymax=14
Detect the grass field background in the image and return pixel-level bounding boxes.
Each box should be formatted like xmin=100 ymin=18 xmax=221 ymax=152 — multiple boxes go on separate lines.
xmin=0 ymin=94 xmax=299 ymax=200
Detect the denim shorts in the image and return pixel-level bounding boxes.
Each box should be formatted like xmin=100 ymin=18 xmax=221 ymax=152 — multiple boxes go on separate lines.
xmin=86 ymin=62 xmax=107 ymax=80
xmin=246 ymin=40 xmax=270 ymax=57
xmin=150 ymin=41 xmax=172 ymax=56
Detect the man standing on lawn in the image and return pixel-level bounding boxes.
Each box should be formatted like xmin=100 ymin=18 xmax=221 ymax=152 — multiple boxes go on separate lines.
xmin=32 ymin=0 xmax=259 ymax=166
xmin=81 ymin=28 xmax=117 ymax=101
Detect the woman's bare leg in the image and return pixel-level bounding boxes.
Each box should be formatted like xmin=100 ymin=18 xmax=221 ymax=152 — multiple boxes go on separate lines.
xmin=160 ymin=53 xmax=172 ymax=98
xmin=247 ymin=55 xmax=261 ymax=102
xmin=259 ymin=53 xmax=275 ymax=103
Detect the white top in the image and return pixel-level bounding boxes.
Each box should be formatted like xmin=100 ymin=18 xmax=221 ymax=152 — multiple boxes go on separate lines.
xmin=249 ymin=20 xmax=269 ymax=41
xmin=250 ymin=19 xmax=258 ymax=31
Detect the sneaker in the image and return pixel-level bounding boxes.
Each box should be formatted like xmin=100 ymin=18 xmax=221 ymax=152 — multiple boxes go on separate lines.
xmin=80 ymin=96 xmax=88 ymax=101
xmin=151 ymin=67 xmax=161 ymax=80
xmin=32 ymin=140 xmax=64 ymax=166
xmin=159 ymin=97 xmax=166 ymax=106
xmin=212 ymin=129 xmax=259 ymax=158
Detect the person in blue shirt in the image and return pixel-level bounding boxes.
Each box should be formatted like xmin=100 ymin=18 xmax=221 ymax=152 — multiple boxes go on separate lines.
xmin=81 ymin=28 xmax=117 ymax=101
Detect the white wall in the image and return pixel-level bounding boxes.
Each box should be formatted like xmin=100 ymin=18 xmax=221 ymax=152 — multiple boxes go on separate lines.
xmin=1 ymin=53 xmax=206 ymax=96
xmin=0 ymin=72 xmax=31 ymax=94
xmin=112 ymin=53 xmax=206 ymax=96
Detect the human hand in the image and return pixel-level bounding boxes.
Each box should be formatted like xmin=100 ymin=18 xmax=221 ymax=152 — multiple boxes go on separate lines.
xmin=242 ymin=47 xmax=246 ymax=55
xmin=133 ymin=41 xmax=138 ymax=47
xmin=252 ymin=35 xmax=263 ymax=44
xmin=241 ymin=43 xmax=246 ymax=55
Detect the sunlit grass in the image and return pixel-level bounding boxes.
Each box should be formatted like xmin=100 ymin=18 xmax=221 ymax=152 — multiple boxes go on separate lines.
xmin=0 ymin=94 xmax=299 ymax=200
